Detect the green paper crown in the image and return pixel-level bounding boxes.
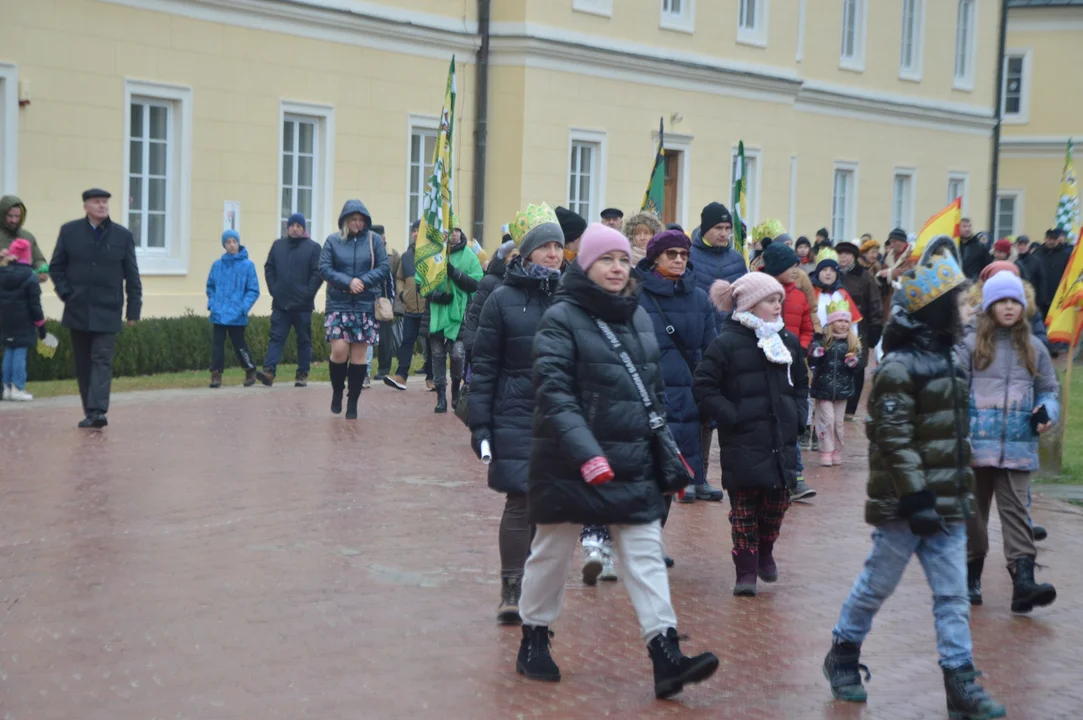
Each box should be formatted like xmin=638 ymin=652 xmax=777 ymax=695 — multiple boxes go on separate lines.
xmin=826 ymin=297 xmax=850 ymax=316
xmin=510 ymin=203 xmax=559 ymax=247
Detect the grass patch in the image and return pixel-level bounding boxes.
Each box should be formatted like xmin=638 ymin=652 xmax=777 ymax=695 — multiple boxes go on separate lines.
xmin=1058 ymin=362 xmax=1083 ymax=484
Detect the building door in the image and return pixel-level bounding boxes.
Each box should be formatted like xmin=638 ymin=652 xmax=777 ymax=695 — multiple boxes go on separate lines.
xmin=663 ymin=151 xmax=681 ymax=225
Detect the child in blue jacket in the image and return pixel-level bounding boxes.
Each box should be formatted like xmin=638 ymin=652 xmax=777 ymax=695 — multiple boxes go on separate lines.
xmin=207 ymin=230 xmax=260 ymax=387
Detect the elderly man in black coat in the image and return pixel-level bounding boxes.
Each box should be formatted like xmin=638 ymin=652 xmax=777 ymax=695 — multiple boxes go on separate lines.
xmin=49 ymin=189 xmax=142 ymax=428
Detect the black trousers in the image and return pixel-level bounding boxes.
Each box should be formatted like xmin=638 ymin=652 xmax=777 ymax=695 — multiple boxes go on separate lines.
xmin=845 ymin=346 xmax=871 ymax=417
xmin=69 ymin=330 xmax=116 ymax=415
xmin=210 ymin=324 xmax=255 ymax=373
xmin=376 ymin=318 xmax=398 ymax=375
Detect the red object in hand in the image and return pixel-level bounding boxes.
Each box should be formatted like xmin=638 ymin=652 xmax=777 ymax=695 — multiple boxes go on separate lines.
xmin=812 ymin=346 xmax=825 ymax=358
xmin=581 ymin=457 xmax=614 ymax=485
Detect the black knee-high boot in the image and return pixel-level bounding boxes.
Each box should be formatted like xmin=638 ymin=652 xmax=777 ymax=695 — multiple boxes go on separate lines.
xmin=346 ymin=364 xmax=367 ymax=420
xmin=329 ymin=361 xmax=347 ymax=414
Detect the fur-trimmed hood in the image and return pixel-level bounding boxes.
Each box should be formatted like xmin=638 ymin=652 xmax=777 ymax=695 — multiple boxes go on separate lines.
xmin=622 ymin=212 xmax=663 ymax=264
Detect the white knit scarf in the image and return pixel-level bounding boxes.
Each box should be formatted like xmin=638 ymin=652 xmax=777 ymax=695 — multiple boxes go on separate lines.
xmin=733 ymin=311 xmax=794 ymax=385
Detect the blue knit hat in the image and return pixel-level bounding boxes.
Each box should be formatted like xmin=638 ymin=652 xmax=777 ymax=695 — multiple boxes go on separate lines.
xmin=287 ymin=213 xmax=306 ymax=230
xmin=221 ymin=229 xmax=240 ymax=246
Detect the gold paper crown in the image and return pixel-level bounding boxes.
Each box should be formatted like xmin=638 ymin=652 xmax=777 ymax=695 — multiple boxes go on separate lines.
xmin=751 ymin=219 xmax=787 ymax=242
xmin=898 ymin=236 xmax=967 ymax=313
xmin=817 ymin=247 xmax=839 ymax=264
xmin=826 ymin=297 xmax=850 ymax=316
xmin=451 ymin=213 xmax=462 ymax=230
xmin=510 ymin=203 xmax=559 ymax=247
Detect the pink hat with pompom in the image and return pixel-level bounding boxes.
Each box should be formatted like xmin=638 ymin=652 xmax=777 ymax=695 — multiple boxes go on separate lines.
xmin=709 ymin=273 xmax=784 ymax=314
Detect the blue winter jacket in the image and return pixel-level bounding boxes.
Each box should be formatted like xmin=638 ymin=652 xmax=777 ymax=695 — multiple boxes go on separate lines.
xmin=634 ymin=260 xmax=718 ymax=484
xmin=689 ymin=227 xmax=747 ymax=326
xmin=319 ymin=199 xmax=389 ymax=314
xmin=206 ymin=246 xmax=260 ymax=326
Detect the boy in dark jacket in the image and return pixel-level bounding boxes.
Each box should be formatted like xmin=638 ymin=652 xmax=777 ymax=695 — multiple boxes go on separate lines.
xmin=0 ymin=239 xmax=46 ymax=401
xmin=823 ymin=237 xmax=1005 ymax=720
xmin=260 ymin=213 xmax=322 ymax=387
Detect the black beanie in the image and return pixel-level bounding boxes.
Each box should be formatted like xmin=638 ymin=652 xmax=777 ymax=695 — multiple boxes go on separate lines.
xmin=816 ymin=227 xmax=830 ymax=241
xmin=555 ymin=205 xmax=587 ymax=244
xmin=795 ymin=235 xmax=811 ymax=249
xmin=888 ymin=227 xmax=908 ymax=243
xmin=761 ymin=243 xmax=799 ymax=277
xmin=700 ymin=202 xmax=732 ymax=236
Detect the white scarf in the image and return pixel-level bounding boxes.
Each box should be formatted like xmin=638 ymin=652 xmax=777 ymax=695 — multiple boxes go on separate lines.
xmin=733 ymin=311 xmax=794 ymax=386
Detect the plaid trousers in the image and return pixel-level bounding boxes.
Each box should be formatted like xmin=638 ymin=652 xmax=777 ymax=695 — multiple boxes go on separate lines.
xmin=727 ymin=489 xmax=791 ymax=551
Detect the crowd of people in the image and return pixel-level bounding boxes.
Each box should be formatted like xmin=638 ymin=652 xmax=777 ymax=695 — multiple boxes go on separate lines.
xmin=0 ymin=186 xmax=1075 ymax=717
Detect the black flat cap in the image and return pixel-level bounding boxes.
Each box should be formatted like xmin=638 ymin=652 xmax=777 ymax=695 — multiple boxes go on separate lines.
xmin=600 ymin=207 xmax=623 ymax=219
xmin=82 ymin=188 xmax=111 ymax=201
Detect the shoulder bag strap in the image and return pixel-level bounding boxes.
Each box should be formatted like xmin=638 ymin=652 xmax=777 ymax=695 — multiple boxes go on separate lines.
xmin=644 ymin=292 xmax=697 ymax=375
xmin=593 ymin=317 xmax=665 ymax=432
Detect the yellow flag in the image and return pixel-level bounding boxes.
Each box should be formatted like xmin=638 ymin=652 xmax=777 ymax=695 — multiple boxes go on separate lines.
xmin=1046 ymin=228 xmax=1083 ymax=346
xmin=909 ymin=198 xmax=962 ymax=261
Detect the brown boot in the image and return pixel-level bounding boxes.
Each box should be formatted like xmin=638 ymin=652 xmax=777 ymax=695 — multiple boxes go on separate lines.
xmin=255 ymin=368 xmax=274 ymax=387
xmin=210 ymin=371 xmax=223 ymax=389
xmin=243 ymin=369 xmax=256 ymax=387
xmin=383 ymin=374 xmax=407 ymax=391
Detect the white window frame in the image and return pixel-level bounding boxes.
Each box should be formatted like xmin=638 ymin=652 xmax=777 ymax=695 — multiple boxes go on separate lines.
xmin=278 ymin=100 xmax=334 ymax=245
xmin=947 ymin=172 xmax=969 ymax=211
xmin=567 ymin=129 xmax=607 ymax=225
xmin=839 ymin=0 xmax=868 ymax=72
xmin=891 ymin=168 xmax=916 ymax=232
xmin=832 ymin=162 xmax=860 ymax=242
xmin=954 ymin=0 xmax=978 ymax=91
xmin=994 ymin=189 xmax=1024 ymax=240
xmin=660 ymin=0 xmax=695 ymax=33
xmin=122 ymin=79 xmax=192 ymax=276
xmin=730 ymin=146 xmax=762 ymax=226
xmin=1001 ymin=50 xmax=1032 ymax=124
xmin=406 ymin=113 xmax=439 ymax=243
xmin=572 ymin=0 xmax=613 ymax=18
xmin=899 ymin=0 xmax=925 ymax=81
xmin=737 ymin=0 xmax=769 ymax=48
xmin=0 ymin=63 xmax=18 ymax=195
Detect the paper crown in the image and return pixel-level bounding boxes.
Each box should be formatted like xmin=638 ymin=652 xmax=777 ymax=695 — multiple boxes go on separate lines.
xmin=816 ymin=247 xmax=839 ymax=263
xmin=826 ymin=297 xmax=851 ymax=319
xmin=898 ymin=235 xmax=967 ymax=313
xmin=751 ymin=219 xmax=787 ymax=242
xmin=510 ymin=203 xmax=559 ymax=247
xmin=451 ymin=213 xmax=462 ymax=230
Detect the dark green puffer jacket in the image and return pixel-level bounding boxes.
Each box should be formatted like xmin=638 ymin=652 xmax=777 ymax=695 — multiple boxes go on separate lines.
xmin=864 ymin=308 xmax=975 ymax=525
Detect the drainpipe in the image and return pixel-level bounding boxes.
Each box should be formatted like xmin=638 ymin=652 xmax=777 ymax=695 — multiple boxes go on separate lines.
xmin=989 ymin=0 xmax=1009 ymax=235
xmin=471 ymin=0 xmax=491 ymax=247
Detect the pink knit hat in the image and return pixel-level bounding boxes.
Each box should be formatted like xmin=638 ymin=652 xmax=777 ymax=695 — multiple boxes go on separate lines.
xmin=709 ymin=273 xmax=784 ymax=313
xmin=576 ymin=223 xmax=631 ymax=271
xmin=7 ymin=239 xmax=32 ymax=265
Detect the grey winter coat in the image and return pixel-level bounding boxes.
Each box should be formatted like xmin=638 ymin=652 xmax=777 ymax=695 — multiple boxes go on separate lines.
xmin=319 ymin=200 xmax=389 ymax=315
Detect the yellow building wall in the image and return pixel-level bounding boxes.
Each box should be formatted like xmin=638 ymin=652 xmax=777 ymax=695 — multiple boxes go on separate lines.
xmin=1001 ymin=155 xmax=1065 ymax=239
xmin=1002 ymin=28 xmax=1083 ymax=137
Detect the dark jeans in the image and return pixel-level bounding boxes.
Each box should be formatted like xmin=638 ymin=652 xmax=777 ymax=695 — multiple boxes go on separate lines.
xmin=500 ymin=493 xmax=535 ymax=579
xmin=845 ymin=346 xmax=870 ymax=416
xmin=396 ymin=314 xmax=425 ymax=379
xmin=376 ymin=318 xmax=398 ymax=375
xmin=263 ymin=308 xmax=313 ymax=374
xmin=211 ymin=324 xmax=255 ymax=372
xmin=429 ymin=332 xmax=464 ymax=389
xmin=70 ymin=329 xmax=116 ymax=415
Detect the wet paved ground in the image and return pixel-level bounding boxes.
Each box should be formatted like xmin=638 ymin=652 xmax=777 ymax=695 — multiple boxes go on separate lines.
xmin=1 ymin=383 xmax=1081 ymax=719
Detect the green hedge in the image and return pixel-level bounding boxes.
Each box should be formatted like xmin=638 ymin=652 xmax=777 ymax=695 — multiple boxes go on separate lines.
xmin=27 ymin=312 xmax=331 ymax=381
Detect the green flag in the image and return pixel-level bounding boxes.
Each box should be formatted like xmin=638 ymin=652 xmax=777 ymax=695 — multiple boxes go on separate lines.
xmin=641 ymin=118 xmax=665 ymax=215
xmin=414 ymin=57 xmax=456 ymax=297
xmin=732 ymin=141 xmax=747 ymax=264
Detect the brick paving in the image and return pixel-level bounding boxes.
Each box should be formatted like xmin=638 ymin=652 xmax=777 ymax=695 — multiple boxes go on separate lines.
xmin=1 ymin=384 xmax=1082 ymax=719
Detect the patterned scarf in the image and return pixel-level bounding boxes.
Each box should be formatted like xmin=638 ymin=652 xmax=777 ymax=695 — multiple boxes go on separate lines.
xmin=733 ymin=310 xmax=793 ymax=386
xmin=522 ymin=262 xmax=562 ymax=281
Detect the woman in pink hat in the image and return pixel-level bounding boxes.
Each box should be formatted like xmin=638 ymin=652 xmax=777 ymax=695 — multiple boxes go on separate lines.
xmin=0 ymin=239 xmax=46 ymax=401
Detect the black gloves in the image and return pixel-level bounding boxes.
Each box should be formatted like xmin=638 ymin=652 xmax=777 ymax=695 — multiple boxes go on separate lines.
xmin=470 ymin=427 xmax=491 ymax=460
xmin=429 ymin=291 xmax=454 ymax=305
xmin=37 ymin=325 xmax=47 ymax=340
xmin=897 ymin=490 xmax=944 ymax=538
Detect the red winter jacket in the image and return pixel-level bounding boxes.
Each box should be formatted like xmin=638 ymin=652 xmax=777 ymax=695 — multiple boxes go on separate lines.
xmin=781 ymin=281 xmax=814 ymax=349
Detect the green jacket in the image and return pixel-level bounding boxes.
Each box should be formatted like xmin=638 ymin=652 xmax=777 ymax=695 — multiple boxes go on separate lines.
xmin=864 ymin=308 xmax=975 ymax=525
xmin=0 ymin=195 xmax=48 ymax=272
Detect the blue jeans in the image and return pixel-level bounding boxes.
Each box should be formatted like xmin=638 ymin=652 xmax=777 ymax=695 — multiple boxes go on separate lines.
xmin=833 ymin=520 xmax=972 ymax=670
xmin=263 ymin=309 xmax=313 ymax=375
xmin=1 ymin=346 xmax=28 ymax=390
xmin=795 ymin=441 xmax=804 ymax=474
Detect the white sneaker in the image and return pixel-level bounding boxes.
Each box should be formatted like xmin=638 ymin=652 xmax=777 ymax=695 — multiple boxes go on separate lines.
xmin=581 ymin=537 xmax=604 ymax=586
xmin=8 ymin=387 xmax=33 ymax=401
xmin=1 ymin=384 xmax=9 ymax=400
xmin=599 ymin=552 xmax=618 ymax=582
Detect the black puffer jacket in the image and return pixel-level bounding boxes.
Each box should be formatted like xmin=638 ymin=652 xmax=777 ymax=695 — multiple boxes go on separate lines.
xmin=692 ymin=318 xmax=808 ymax=491
xmin=865 ymin=307 xmax=975 ymax=525
xmin=0 ymin=263 xmax=45 ymax=347
xmin=528 ymin=263 xmax=667 ymax=526
xmin=469 ymin=259 xmax=560 ymax=495
xmin=959 ymin=235 xmax=991 ymax=281
xmin=460 ymin=253 xmax=508 ymax=355
xmin=807 ymin=337 xmax=864 ymax=401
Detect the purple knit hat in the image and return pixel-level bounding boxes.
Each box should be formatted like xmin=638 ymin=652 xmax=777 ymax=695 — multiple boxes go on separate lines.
xmin=981 ymin=271 xmax=1026 ymax=312
xmin=577 ymin=223 xmax=632 ymax=271
xmin=645 ymin=229 xmax=691 ymax=263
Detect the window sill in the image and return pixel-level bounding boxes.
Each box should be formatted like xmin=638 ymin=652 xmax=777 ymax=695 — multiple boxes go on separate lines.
xmin=952 ymin=77 xmax=975 ymax=93
xmin=660 ymin=17 xmax=695 ymax=34
xmin=839 ymin=58 xmax=866 ymax=74
xmin=736 ymin=31 xmax=767 ymax=48
xmin=136 ymin=252 xmax=188 ymax=276
xmin=1001 ymin=114 xmax=1029 ymax=125
xmin=572 ymin=0 xmax=613 ymax=18
xmin=898 ymin=69 xmax=922 ymax=83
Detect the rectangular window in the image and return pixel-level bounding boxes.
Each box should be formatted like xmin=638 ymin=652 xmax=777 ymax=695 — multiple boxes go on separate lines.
xmin=738 ymin=0 xmax=767 ymax=45
xmin=995 ymin=192 xmax=1020 ymax=240
xmin=840 ymin=0 xmax=867 ymax=71
xmin=954 ymin=0 xmax=977 ymax=90
xmin=730 ymin=147 xmax=761 ymax=225
xmin=569 ymin=141 xmax=598 ymax=221
xmin=948 ymin=173 xmax=968 ymax=210
xmin=892 ymin=170 xmax=915 ymax=231
xmin=123 ymin=80 xmax=192 ymax=274
xmin=1002 ymin=53 xmax=1030 ymax=121
xmin=832 ymin=164 xmax=858 ymax=242
xmin=407 ymin=121 xmax=438 ymax=232
xmin=660 ymin=0 xmax=694 ymax=32
xmin=279 ymin=101 xmax=333 ymax=244
xmin=899 ymin=0 xmax=924 ymax=79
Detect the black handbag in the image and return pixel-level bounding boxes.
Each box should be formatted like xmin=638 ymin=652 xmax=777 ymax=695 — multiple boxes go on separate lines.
xmin=593 ymin=318 xmax=695 ymax=494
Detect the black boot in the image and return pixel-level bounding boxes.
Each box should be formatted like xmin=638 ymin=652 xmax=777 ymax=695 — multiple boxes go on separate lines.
xmin=1009 ymin=556 xmax=1056 ymax=614
xmin=943 ymin=664 xmax=1006 ymax=719
xmin=451 ymin=378 xmax=461 ymax=409
xmin=967 ymin=557 xmax=984 ymax=606
xmin=516 ymin=625 xmax=560 ymax=682
xmin=434 ymin=387 xmax=448 ymax=414
xmin=329 ymin=361 xmax=347 ymax=414
xmin=496 ymin=576 xmax=522 ymax=625
xmin=345 ymin=364 xmax=366 ymax=420
xmin=647 ymin=628 xmax=719 ymax=699
xmin=1032 ymin=524 xmax=1048 ymax=541
xmin=823 ymin=640 xmax=870 ymax=702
